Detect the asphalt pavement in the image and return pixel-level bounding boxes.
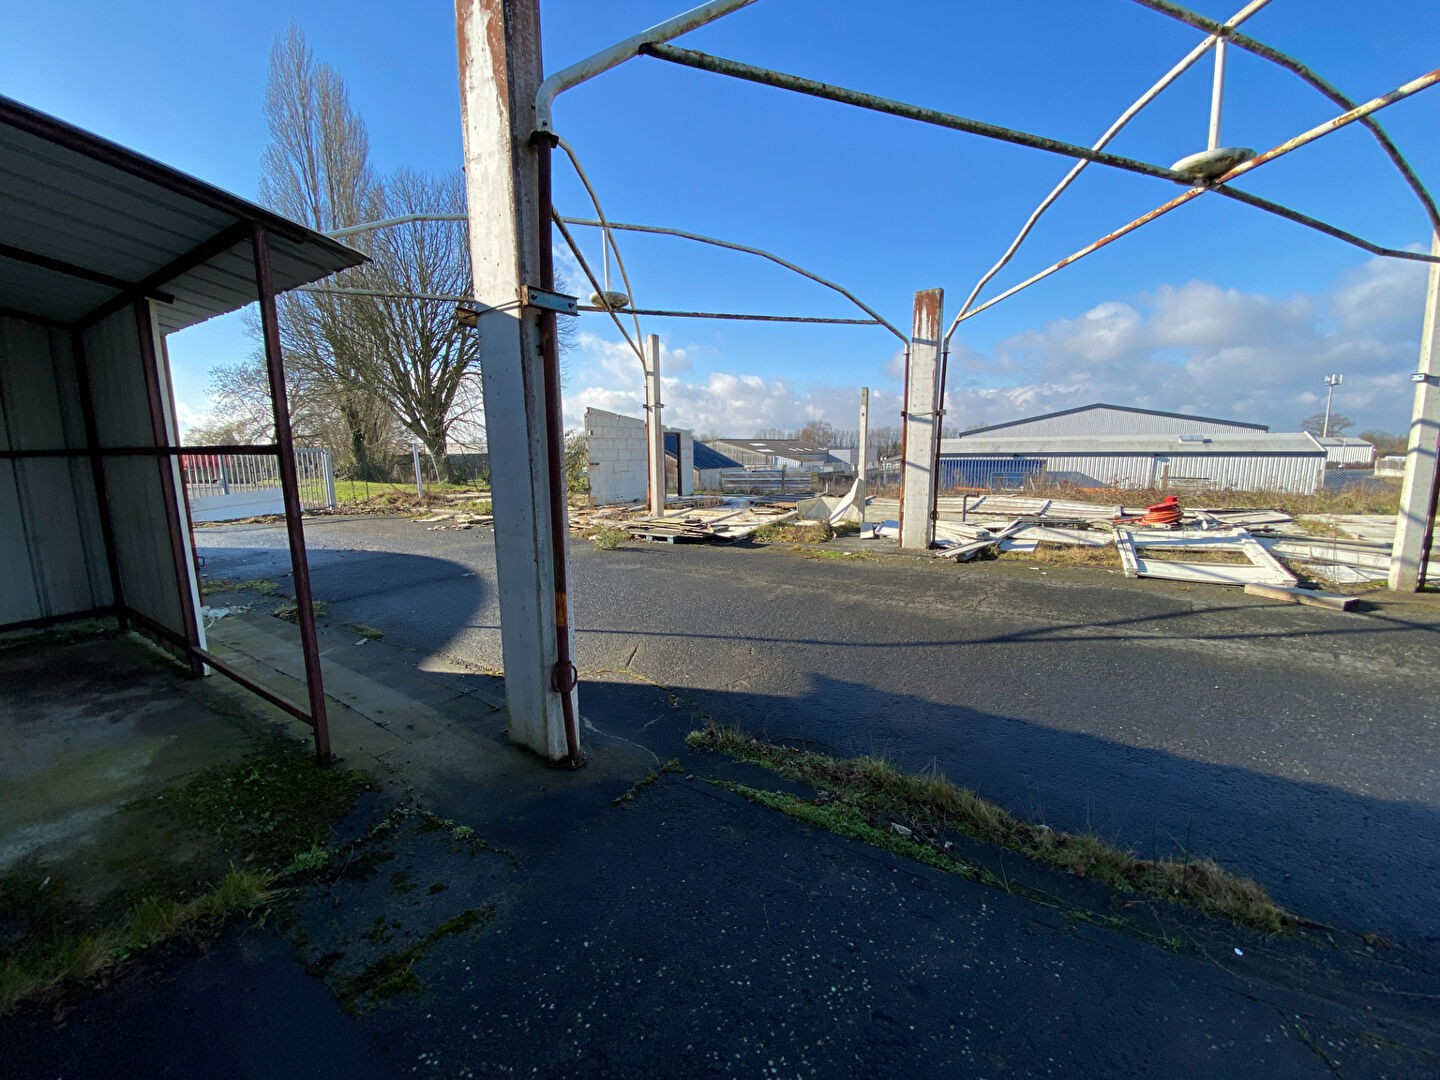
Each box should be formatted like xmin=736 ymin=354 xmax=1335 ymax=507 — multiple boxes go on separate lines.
xmin=14 ymin=511 xmax=1401 ymax=1076
xmin=198 ymin=515 xmax=1440 ymax=954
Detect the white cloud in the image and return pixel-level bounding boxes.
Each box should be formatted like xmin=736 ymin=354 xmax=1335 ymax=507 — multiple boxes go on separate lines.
xmin=556 ymin=256 xmax=1430 ymax=440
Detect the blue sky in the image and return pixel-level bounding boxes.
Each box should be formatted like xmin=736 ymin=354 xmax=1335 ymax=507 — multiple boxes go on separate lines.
xmin=4 ymin=1 xmax=1438 ymax=442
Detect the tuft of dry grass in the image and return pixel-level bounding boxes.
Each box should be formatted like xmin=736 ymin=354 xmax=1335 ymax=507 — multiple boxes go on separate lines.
xmin=753 ymin=521 xmax=833 ymax=544
xmin=998 ymin=542 xmax=1118 ymax=568
xmin=687 ymin=725 xmax=1290 ymax=932
xmin=588 ymin=525 xmax=630 ymax=550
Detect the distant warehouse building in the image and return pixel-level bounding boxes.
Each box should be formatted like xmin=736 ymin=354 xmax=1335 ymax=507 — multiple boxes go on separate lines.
xmin=940 ymin=404 xmax=1327 ymax=494
xmin=1314 ymin=436 xmax=1376 ymax=468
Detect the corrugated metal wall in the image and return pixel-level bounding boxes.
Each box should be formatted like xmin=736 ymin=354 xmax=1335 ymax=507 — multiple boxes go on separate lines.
xmin=83 ymin=304 xmax=201 ymax=642
xmin=0 ymin=316 xmax=110 ymax=624
xmin=938 ymin=451 xmax=1323 ymax=493
xmin=938 ymin=457 xmax=1044 ymax=490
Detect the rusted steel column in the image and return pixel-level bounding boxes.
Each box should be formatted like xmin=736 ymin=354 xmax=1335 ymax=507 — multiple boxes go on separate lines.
xmin=456 ymin=0 xmax=580 ymax=764
xmin=645 ymin=334 xmax=665 ymax=517
xmin=1390 ymin=232 xmax=1440 ymax=591
xmin=899 ymin=289 xmax=944 ymax=550
xmin=252 ymin=224 xmax=332 ymax=764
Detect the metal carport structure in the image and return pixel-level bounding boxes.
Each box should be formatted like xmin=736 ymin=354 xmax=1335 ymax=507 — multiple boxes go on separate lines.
xmin=0 ymin=95 xmax=364 ymax=762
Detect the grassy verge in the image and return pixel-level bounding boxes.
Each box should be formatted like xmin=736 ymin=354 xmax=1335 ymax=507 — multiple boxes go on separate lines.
xmin=333 ymin=479 xmax=488 ymax=505
xmin=688 ymin=725 xmax=1289 ymax=932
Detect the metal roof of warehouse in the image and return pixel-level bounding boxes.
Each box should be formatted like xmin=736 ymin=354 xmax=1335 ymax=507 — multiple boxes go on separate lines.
xmin=0 ymin=95 xmax=364 ymax=334
xmin=691 ymin=442 xmax=743 ymax=470
xmin=953 ymin=403 xmax=1269 ymax=436
xmin=939 ymin=433 xmax=1326 ymax=456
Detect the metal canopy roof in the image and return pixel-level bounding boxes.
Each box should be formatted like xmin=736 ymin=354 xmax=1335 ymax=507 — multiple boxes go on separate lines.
xmin=0 ymin=95 xmax=364 ymax=334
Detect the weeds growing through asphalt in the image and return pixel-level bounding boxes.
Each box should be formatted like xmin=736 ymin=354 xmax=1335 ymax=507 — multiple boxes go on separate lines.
xmin=687 ymin=725 xmax=1291 ymax=932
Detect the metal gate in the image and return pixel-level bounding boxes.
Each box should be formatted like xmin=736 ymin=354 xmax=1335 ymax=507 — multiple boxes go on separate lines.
xmin=183 ymin=448 xmax=336 ymax=522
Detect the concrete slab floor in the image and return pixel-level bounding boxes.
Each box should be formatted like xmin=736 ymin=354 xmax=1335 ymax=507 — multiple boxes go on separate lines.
xmin=0 ymin=631 xmax=258 ymax=900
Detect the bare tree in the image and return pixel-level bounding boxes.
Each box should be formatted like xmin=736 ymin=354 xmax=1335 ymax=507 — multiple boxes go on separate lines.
xmin=1300 ymin=411 xmax=1354 ymax=436
xmin=348 ymin=169 xmax=480 ymax=473
xmin=868 ymin=425 xmax=903 ymax=458
xmin=258 ymin=24 xmax=392 ymax=476
xmin=196 ymin=354 xmax=394 ymax=458
xmin=796 ymin=419 xmax=835 ymax=446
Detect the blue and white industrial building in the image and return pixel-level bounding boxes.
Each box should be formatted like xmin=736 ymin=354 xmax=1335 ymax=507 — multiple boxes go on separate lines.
xmin=939 ymin=404 xmax=1333 ymax=494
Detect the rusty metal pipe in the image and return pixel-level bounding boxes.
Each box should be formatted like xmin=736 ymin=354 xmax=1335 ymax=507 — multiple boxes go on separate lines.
xmin=577 ymin=304 xmax=878 ymax=325
xmin=552 ymin=212 xmax=646 ymax=362
xmin=643 ymin=44 xmax=1440 ymax=271
xmin=561 ymin=217 xmax=907 ymax=342
xmin=535 ymin=0 xmax=761 ymax=133
xmin=1129 ymin=0 xmax=1440 ymax=233
xmin=252 ymin=224 xmax=333 ymax=765
xmin=535 ymin=133 xmax=585 ymax=769
xmin=950 ymin=0 xmax=1274 ymax=339
xmin=959 ymin=69 xmax=1440 ymax=324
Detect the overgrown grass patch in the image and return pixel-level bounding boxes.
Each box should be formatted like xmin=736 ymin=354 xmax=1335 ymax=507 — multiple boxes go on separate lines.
xmin=155 ymin=737 xmax=377 ymax=872
xmin=688 ymin=725 xmax=1290 ymax=932
xmin=334 ymin=905 xmax=495 ymax=1014
xmin=199 ymin=578 xmax=280 ymax=599
xmin=0 ymin=867 xmax=275 ymax=1015
xmin=753 ymin=521 xmax=832 ymax=544
xmin=272 ymin=599 xmax=328 ymax=623
xmin=344 ymin=622 xmax=384 ymax=640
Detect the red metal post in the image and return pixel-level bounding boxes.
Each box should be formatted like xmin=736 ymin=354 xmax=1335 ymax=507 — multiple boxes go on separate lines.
xmin=251 ymin=224 xmax=333 ymax=764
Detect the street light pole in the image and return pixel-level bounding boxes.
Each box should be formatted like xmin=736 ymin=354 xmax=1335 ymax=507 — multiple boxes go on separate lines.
xmin=1322 ymin=373 xmax=1342 ymax=437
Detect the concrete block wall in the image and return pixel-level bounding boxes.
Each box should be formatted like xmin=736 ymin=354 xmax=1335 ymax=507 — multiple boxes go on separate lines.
xmin=585 ymin=407 xmax=648 ymax=505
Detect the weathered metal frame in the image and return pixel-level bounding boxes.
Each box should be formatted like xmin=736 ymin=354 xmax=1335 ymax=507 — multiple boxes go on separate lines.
xmin=0 ymin=224 xmax=335 ymax=764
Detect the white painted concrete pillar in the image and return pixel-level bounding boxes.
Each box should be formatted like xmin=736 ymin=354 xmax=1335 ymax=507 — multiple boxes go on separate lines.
xmin=456 ymin=0 xmax=576 ymax=761
xmin=1389 ymin=232 xmax=1440 ymax=591
xmin=899 ymin=289 xmax=944 ymax=550
xmin=645 ymin=334 xmax=665 ymax=517
xmin=857 ymin=386 xmax=869 ymax=529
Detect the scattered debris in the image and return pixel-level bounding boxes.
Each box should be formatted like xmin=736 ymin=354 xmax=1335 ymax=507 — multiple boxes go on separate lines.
xmin=570 ymin=497 xmax=801 ymax=544
xmin=1242 ymin=583 xmax=1359 ymax=610
xmin=1114 ymin=495 xmax=1183 ymax=527
xmin=415 ymin=510 xmax=494 ymax=531
xmin=1115 ymin=527 xmax=1295 ymax=586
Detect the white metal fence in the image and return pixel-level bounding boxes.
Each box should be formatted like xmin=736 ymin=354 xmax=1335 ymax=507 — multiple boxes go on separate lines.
xmin=182 ymin=448 xmax=336 ymax=522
